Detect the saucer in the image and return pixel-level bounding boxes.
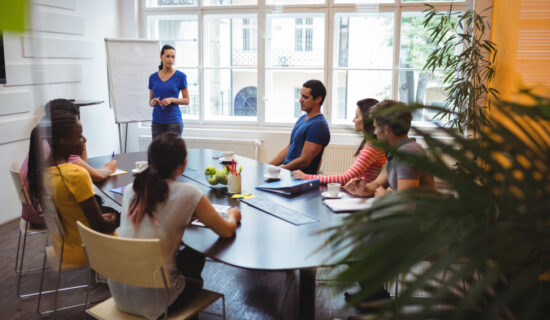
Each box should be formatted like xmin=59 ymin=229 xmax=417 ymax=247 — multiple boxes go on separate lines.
xmin=131 ymin=168 xmax=145 ymax=173
xmin=321 ymin=191 xmax=344 ymax=199
xmin=264 ymin=174 xmax=281 ymax=180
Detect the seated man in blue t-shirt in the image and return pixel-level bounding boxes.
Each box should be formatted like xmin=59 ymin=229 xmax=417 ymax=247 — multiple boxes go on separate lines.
xmin=269 ymin=80 xmax=331 ymax=174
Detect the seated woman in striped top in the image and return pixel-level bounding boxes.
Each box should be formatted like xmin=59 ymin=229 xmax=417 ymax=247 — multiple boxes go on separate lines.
xmin=292 ymin=98 xmax=386 ymax=185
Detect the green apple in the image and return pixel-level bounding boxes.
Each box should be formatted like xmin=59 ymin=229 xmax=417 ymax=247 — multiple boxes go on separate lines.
xmin=216 ymin=174 xmax=228 ymax=184
xmin=207 ymin=175 xmax=218 ymax=185
xmin=215 ymin=169 xmax=226 ymax=176
xmin=205 ymin=166 xmax=216 ymax=175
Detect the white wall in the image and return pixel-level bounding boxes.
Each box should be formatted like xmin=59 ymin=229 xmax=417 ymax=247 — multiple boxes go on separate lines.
xmin=0 ymin=0 xmax=121 ymax=224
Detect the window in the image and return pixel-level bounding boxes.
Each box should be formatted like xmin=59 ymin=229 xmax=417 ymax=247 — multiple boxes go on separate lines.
xmin=142 ymin=0 xmax=472 ymax=127
xmin=266 ymin=13 xmax=324 ymax=123
xmin=148 ymin=15 xmax=199 ymax=119
xmin=294 ymin=88 xmax=303 ymax=118
xmin=204 ymin=15 xmax=258 ymax=121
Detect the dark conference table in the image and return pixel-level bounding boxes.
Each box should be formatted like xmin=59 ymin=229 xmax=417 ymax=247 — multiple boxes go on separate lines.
xmin=89 ymin=149 xmax=350 ymax=319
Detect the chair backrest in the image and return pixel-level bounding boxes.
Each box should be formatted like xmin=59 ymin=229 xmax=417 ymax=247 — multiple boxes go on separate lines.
xmin=77 ymin=221 xmax=170 ymax=289
xmin=41 ymin=195 xmax=66 ymax=254
xmin=9 ymin=161 xmax=31 ymax=206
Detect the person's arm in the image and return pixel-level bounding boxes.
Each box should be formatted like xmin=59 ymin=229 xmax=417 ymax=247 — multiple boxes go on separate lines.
xmin=344 ymin=166 xmax=388 ymax=197
xmin=79 ymin=196 xmax=118 ymax=234
xmin=281 ymin=141 xmax=323 ymax=171
xmin=269 ymin=145 xmax=290 ymax=166
xmin=160 ymin=88 xmax=190 ymax=106
xmin=73 ymin=158 xmax=117 ymax=182
xmin=293 ymin=145 xmax=384 ymax=185
xmin=194 ymin=196 xmax=241 ymax=238
xmin=149 ymin=90 xmax=160 ymax=108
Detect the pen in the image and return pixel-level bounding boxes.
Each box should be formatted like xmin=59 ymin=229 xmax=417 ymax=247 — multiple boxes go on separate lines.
xmin=112 ymin=151 xmax=115 ymax=160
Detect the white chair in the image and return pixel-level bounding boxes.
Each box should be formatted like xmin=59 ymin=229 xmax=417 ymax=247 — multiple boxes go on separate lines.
xmin=77 ymin=221 xmax=226 ymax=320
xmin=36 ymin=195 xmax=89 ymax=316
xmin=9 ymin=161 xmax=47 ymax=299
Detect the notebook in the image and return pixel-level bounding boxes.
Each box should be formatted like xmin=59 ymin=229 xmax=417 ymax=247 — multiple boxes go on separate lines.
xmin=323 ymin=197 xmax=375 ymax=213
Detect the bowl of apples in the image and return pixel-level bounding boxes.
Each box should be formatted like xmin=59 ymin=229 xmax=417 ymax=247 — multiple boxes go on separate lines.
xmin=204 ymin=165 xmax=229 ymax=186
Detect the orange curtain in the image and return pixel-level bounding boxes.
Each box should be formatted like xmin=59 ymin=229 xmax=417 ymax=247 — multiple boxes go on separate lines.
xmin=490 ymin=0 xmax=550 ymax=103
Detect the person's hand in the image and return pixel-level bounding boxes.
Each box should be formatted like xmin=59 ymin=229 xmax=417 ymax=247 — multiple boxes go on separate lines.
xmin=292 ymin=170 xmax=306 ymax=180
xmin=150 ymin=97 xmax=160 ymax=106
xmin=374 ymin=186 xmax=391 ymax=198
xmin=344 ymin=177 xmax=364 ymax=195
xmin=160 ymin=97 xmax=173 ymax=106
xmin=227 ymin=207 xmax=241 ymax=225
xmin=105 ymin=160 xmax=117 ymax=172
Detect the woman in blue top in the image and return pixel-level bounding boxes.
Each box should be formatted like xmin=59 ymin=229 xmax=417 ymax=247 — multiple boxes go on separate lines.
xmin=149 ymin=45 xmax=190 ymax=138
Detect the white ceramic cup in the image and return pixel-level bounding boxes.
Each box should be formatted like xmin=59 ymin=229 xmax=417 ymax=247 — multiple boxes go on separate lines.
xmin=135 ymin=161 xmax=148 ymax=171
xmin=267 ymin=166 xmax=281 ymax=178
xmin=222 ymin=151 xmax=234 ymax=162
xmin=228 ymin=174 xmax=242 ymax=194
xmin=327 ymin=183 xmax=340 ymax=197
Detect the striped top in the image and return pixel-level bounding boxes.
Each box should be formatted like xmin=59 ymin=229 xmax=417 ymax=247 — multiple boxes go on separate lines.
xmin=304 ymin=144 xmax=386 ymax=185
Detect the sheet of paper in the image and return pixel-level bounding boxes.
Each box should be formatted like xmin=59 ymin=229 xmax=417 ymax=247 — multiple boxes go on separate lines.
xmin=323 ymin=197 xmax=375 ymax=213
xmin=191 ymin=204 xmax=230 ymax=227
xmin=109 ymin=168 xmax=128 ymax=176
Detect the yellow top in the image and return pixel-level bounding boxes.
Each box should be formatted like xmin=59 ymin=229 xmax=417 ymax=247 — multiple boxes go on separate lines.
xmin=44 ymin=163 xmax=94 ymax=266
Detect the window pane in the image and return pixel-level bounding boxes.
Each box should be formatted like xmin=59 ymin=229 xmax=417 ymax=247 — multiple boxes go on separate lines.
xmin=334 ymin=0 xmax=393 ymax=4
xmin=148 ymin=16 xmax=198 ymax=67
xmin=203 ymin=0 xmax=257 ymax=6
xmin=204 ymin=69 xmax=258 ymax=120
xmin=146 ymin=0 xmax=196 ymax=7
xmin=331 ymin=70 xmax=392 ymax=124
xmin=403 ymin=0 xmax=464 ymax=2
xmin=267 ymin=0 xmax=324 ymax=5
xmin=265 ymin=69 xmax=324 ymax=123
xmin=334 ymin=13 xmax=394 ymax=69
xmin=204 ymin=15 xmax=257 ymax=67
xmin=400 ymin=12 xmax=460 ymax=69
xmin=398 ymin=70 xmax=453 ymax=125
xmin=179 ymin=68 xmax=199 ymax=119
xmin=267 ymin=13 xmax=324 ymax=67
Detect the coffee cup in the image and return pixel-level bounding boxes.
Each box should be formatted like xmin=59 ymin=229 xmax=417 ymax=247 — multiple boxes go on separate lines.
xmin=135 ymin=161 xmax=148 ymax=171
xmin=267 ymin=166 xmax=281 ymax=178
xmin=327 ymin=183 xmax=340 ymax=197
xmin=222 ymin=151 xmax=234 ymax=162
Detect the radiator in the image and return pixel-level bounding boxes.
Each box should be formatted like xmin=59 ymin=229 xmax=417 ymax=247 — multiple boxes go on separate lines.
xmin=319 ymin=144 xmax=358 ymax=176
xmin=138 ymin=136 xmax=262 ymax=160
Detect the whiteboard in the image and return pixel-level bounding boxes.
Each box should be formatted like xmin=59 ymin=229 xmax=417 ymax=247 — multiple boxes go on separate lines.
xmin=105 ymin=38 xmax=159 ymax=123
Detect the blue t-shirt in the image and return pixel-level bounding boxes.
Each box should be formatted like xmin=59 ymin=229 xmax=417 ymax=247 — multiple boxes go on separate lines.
xmin=148 ymin=70 xmax=187 ymax=124
xmin=284 ymin=114 xmax=331 ymax=174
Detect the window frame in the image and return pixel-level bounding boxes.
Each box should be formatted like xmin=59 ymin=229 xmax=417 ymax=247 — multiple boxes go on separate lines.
xmin=139 ymin=0 xmax=473 ymax=130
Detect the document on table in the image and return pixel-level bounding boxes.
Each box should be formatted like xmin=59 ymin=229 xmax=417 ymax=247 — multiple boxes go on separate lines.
xmin=323 ymin=197 xmax=375 ymax=213
xmin=109 ymin=169 xmax=128 ymax=176
xmin=191 ymin=204 xmax=230 ymax=227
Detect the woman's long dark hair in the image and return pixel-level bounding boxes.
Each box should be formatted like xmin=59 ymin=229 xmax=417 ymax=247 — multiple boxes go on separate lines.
xmin=128 ymin=132 xmax=187 ymax=227
xmin=355 ymin=98 xmax=379 ymax=157
xmin=26 ymin=108 xmax=79 ymax=206
xmin=158 ymin=44 xmax=175 ymax=71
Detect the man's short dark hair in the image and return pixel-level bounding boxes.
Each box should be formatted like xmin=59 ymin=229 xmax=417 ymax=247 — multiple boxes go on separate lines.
xmin=302 ymin=80 xmax=327 ymax=106
xmin=370 ymin=99 xmax=412 ymax=136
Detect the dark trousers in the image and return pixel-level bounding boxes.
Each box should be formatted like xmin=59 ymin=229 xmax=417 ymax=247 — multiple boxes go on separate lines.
xmin=152 ymin=122 xmax=183 ymax=139
xmin=167 ymin=246 xmax=206 ymax=314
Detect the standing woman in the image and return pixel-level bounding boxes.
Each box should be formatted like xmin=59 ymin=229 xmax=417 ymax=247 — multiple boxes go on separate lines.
xmin=149 ymin=44 xmax=190 ymax=139
xmin=292 ymin=98 xmax=386 ymax=185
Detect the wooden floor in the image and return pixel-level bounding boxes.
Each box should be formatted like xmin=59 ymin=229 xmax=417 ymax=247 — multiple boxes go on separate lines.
xmin=0 ymin=218 xmax=360 ymax=320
